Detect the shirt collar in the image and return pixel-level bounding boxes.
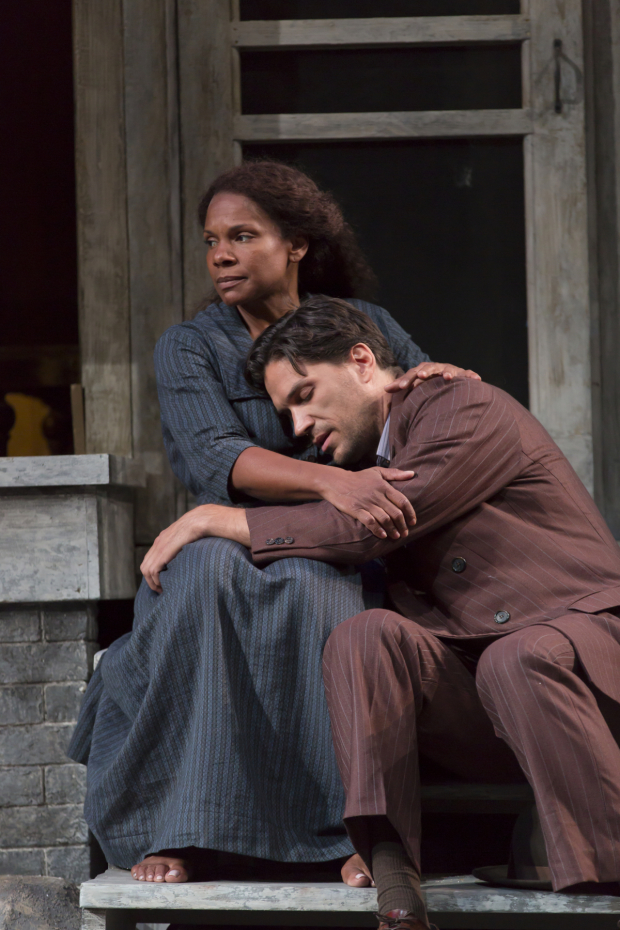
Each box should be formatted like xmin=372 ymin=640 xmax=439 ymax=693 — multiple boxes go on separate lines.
xmin=376 ymin=414 xmax=391 ymax=463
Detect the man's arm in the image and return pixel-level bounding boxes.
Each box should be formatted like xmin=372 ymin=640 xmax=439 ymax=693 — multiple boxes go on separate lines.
xmin=247 ymin=379 xmax=524 ymax=567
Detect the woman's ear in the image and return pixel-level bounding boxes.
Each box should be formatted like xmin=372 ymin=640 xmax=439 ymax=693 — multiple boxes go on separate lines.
xmin=289 ymin=236 xmax=309 ymax=264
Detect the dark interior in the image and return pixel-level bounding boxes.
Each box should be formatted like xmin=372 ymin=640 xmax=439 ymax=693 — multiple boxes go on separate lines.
xmin=0 ymin=0 xmax=77 ymax=455
xmin=241 ymin=0 xmax=520 ymax=19
xmin=245 ymin=139 xmax=528 ymax=407
xmin=241 ymin=46 xmax=522 ymax=114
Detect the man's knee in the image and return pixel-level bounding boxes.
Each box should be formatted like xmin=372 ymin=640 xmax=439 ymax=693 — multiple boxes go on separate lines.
xmin=323 ymin=609 xmax=434 ymax=678
xmin=477 ymin=625 xmax=575 ymax=693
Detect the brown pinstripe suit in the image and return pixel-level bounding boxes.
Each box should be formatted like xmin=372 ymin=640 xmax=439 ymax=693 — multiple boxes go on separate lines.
xmin=246 ymin=379 xmax=620 ymax=889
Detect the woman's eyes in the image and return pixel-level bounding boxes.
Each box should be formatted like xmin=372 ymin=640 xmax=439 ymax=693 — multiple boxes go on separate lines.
xmin=204 ymin=232 xmax=254 ymax=248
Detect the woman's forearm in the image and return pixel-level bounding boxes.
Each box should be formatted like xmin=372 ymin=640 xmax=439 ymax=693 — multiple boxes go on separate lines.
xmin=231 ymin=446 xmax=329 ymax=501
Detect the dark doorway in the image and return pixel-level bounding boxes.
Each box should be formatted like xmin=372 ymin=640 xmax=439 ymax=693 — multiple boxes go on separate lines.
xmin=245 ymin=140 xmax=528 ymax=406
xmin=0 ymin=0 xmax=78 ymax=455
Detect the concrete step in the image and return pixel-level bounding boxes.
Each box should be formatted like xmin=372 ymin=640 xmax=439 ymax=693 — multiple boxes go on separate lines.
xmin=80 ymin=869 xmax=620 ymax=929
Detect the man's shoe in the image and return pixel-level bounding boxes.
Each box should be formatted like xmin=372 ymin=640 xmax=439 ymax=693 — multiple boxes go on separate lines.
xmin=375 ymin=909 xmax=437 ymax=930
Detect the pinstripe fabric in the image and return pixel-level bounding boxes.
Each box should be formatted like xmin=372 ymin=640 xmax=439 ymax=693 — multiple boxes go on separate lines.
xmin=324 ymin=609 xmax=620 ymax=890
xmin=246 ymin=377 xmax=620 ymax=890
xmin=477 ymin=619 xmax=620 ymax=888
xmin=247 ymin=378 xmax=620 ymax=697
xmin=153 ymin=299 xmax=428 ymax=504
xmin=322 ymin=609 xmax=520 ymax=874
xmin=68 ymin=299 xmax=427 ymax=868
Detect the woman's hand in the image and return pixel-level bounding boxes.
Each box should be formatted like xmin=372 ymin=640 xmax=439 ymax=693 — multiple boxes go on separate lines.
xmin=319 ymin=466 xmax=416 ymax=540
xmin=141 ymin=509 xmax=212 ymax=593
xmin=385 ymin=362 xmax=481 ymax=393
xmin=140 ymin=505 xmax=250 ymax=593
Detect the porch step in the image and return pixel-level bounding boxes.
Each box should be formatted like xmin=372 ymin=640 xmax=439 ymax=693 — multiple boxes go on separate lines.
xmin=80 ymin=868 xmax=620 ymax=929
xmin=420 ymin=782 xmax=533 ymax=813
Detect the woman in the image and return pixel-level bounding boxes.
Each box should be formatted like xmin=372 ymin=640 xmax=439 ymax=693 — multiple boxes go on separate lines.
xmin=69 ymin=160 xmax=478 ymax=885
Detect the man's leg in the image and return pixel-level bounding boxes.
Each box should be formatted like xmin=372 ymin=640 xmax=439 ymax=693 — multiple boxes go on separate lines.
xmin=476 ymin=623 xmax=620 ymax=891
xmin=323 ymin=609 xmax=520 ymax=926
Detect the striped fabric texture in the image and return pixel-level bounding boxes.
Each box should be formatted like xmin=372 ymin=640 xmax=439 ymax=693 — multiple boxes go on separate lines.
xmin=324 ymin=608 xmax=620 ymax=890
xmin=243 ymin=376 xmax=620 ymax=890
xmin=68 ymin=299 xmax=428 ymax=868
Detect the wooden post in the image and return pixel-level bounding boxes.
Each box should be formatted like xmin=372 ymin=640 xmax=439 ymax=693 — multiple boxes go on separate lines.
xmin=523 ymin=0 xmax=593 ymax=492
xmin=73 ymin=0 xmax=133 ymax=457
xmin=583 ymin=0 xmax=620 ymax=536
xmin=122 ymin=0 xmax=186 ymax=542
xmin=178 ymin=0 xmax=235 ymax=318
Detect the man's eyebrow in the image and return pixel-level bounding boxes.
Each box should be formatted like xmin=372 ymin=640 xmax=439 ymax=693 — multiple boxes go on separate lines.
xmin=284 ymin=378 xmax=308 ymax=405
xmin=273 ymin=378 xmax=307 ymax=414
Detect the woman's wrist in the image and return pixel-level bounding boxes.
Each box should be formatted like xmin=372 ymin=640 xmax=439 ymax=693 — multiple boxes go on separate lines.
xmin=310 ymin=463 xmax=343 ymax=502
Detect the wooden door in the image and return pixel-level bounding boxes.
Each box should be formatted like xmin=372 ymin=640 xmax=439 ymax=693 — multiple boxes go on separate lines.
xmin=74 ymin=0 xmax=595 ymax=550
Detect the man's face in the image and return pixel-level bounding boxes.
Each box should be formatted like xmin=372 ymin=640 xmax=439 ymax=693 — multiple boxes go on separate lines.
xmin=264 ymin=352 xmax=384 ymax=466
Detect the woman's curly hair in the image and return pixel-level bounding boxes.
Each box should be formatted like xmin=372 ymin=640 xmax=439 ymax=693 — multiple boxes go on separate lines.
xmin=198 ymin=159 xmax=378 ymax=300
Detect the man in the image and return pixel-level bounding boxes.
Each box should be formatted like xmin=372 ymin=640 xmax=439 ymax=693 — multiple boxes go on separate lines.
xmin=142 ymin=296 xmax=620 ymax=930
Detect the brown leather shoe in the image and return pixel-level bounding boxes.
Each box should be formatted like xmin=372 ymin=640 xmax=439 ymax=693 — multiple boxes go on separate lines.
xmin=375 ymin=909 xmax=437 ymax=930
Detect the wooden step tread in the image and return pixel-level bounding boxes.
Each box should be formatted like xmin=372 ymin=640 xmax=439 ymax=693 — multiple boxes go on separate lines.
xmin=420 ymin=782 xmax=533 ymax=813
xmin=81 ymin=869 xmax=620 ymax=923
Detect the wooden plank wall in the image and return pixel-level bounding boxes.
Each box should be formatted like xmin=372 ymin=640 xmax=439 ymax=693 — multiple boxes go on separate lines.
xmin=583 ymin=0 xmax=620 ymax=537
xmin=523 ymin=0 xmax=593 ymax=493
xmin=73 ymin=0 xmax=133 ymax=458
xmin=178 ymin=0 xmax=235 ymax=318
xmin=123 ymin=0 xmax=185 ymax=544
xmin=74 ymin=0 xmax=236 ymax=545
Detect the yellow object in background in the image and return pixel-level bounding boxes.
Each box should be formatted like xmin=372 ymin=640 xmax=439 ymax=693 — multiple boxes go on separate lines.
xmin=5 ymin=393 xmax=52 ymax=456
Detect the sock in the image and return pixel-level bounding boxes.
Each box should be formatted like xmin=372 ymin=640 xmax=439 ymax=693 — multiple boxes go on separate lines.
xmin=372 ymin=841 xmax=428 ymax=925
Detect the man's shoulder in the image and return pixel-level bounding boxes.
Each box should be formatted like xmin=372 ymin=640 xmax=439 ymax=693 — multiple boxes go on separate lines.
xmin=393 ymin=376 xmax=505 ymax=420
xmin=389 ymin=378 xmax=527 ymax=449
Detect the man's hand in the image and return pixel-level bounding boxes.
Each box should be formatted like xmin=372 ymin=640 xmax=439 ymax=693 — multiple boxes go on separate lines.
xmin=319 ymin=466 xmax=416 ymax=540
xmin=385 ymin=362 xmax=481 ymax=393
xmin=141 ymin=504 xmax=250 ymax=593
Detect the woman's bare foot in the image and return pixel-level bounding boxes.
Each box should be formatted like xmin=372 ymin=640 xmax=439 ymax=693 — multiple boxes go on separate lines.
xmin=131 ymin=853 xmax=193 ymax=883
xmin=342 ymin=853 xmax=374 ymax=887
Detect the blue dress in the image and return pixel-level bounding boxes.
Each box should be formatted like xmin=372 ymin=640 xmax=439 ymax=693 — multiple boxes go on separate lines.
xmin=68 ymin=299 xmax=428 ymax=869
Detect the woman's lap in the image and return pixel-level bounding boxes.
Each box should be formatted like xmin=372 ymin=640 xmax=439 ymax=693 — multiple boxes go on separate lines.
xmin=69 ymin=538 xmax=380 ymax=868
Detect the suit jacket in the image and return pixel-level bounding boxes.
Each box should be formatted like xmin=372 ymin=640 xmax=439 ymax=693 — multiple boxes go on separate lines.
xmin=246 ymin=379 xmax=620 ymax=698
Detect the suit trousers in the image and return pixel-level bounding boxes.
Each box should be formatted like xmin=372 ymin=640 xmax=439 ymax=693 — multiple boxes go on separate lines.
xmin=322 ymin=608 xmax=620 ymax=891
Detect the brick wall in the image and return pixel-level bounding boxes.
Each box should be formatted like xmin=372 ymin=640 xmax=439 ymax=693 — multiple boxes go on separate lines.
xmin=0 ymin=605 xmax=97 ymax=883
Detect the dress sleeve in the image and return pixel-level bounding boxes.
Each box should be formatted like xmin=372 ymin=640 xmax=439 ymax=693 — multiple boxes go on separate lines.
xmin=154 ymin=326 xmax=257 ymax=503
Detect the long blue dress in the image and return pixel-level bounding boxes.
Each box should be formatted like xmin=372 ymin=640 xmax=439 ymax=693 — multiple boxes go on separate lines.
xmin=68 ymin=299 xmax=428 ymax=869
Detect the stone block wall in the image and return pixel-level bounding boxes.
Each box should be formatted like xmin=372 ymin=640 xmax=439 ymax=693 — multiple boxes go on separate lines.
xmin=0 ymin=605 xmax=97 ymax=883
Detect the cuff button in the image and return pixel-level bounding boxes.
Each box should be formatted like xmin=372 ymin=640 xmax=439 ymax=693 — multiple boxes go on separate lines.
xmin=266 ymin=538 xmax=275 ymax=545
xmin=274 ymin=537 xmax=285 ymax=545
xmin=494 ymin=610 xmax=511 ymax=624
xmin=284 ymin=536 xmax=294 ymax=544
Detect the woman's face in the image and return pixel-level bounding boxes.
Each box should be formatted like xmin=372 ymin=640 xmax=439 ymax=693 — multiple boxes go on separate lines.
xmin=204 ymin=192 xmax=308 ymax=308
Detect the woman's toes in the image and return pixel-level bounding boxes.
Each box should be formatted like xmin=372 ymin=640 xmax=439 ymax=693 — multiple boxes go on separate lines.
xmin=165 ymin=862 xmax=188 ymax=882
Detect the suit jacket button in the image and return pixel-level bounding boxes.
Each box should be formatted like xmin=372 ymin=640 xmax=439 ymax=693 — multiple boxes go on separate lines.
xmin=274 ymin=537 xmax=285 ymax=545
xmin=451 ymin=557 xmax=467 ymax=573
xmin=307 ymin=454 xmax=317 ymax=463
xmin=494 ymin=610 xmax=511 ymax=624
xmin=266 ymin=538 xmax=275 ymax=545
xmin=284 ymin=536 xmax=294 ymax=544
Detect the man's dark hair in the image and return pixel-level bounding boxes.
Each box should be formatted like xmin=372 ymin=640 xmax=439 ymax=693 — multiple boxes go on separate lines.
xmin=245 ymin=295 xmax=399 ymax=392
